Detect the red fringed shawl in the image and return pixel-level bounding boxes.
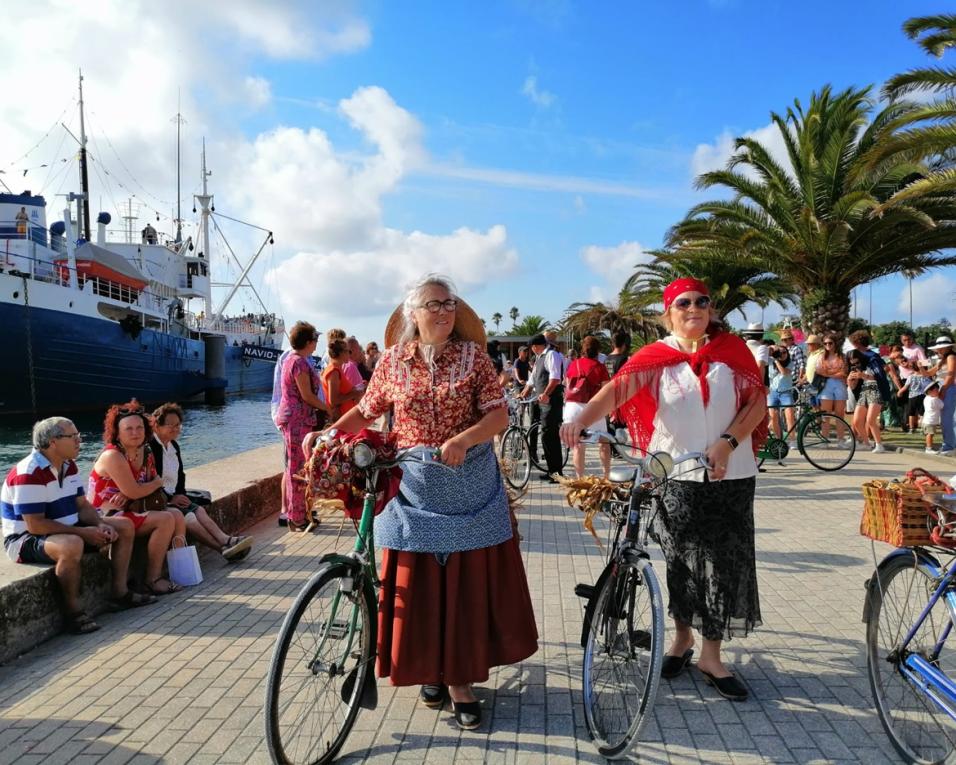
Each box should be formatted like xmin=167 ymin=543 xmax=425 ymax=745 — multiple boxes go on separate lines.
xmin=613 ymin=330 xmax=768 ymax=458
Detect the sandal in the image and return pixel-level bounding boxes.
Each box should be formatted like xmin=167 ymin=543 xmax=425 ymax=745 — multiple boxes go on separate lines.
xmin=222 ymin=535 xmax=253 ymax=562
xmin=107 ymin=590 xmax=158 ymax=611
xmin=146 ymin=577 xmax=183 ymax=595
xmin=65 ymin=610 xmax=100 ymax=635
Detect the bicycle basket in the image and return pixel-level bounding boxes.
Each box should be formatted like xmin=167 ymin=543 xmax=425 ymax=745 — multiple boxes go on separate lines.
xmin=860 ymin=467 xmax=953 ymax=547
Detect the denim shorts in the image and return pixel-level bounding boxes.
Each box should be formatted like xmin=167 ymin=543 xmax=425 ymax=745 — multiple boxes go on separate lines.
xmin=767 ymin=389 xmax=795 ymax=408
xmin=818 ymin=376 xmax=848 ymax=401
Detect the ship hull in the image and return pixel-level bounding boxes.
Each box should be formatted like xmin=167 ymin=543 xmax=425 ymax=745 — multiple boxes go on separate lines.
xmin=0 ymin=300 xmax=275 ymax=416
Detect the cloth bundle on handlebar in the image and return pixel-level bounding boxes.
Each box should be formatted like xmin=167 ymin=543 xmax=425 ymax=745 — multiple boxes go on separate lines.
xmin=302 ymin=429 xmax=402 ymax=521
xmin=375 ymin=440 xmax=513 ymax=555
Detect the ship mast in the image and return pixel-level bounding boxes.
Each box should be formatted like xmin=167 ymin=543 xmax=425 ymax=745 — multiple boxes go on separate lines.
xmin=77 ymin=70 xmax=91 ymax=242
xmin=194 ymin=139 xmax=214 ymax=320
xmin=172 ymin=93 xmax=185 ymax=244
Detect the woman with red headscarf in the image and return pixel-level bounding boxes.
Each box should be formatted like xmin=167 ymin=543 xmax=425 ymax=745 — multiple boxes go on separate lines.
xmin=560 ymin=278 xmax=767 ymax=702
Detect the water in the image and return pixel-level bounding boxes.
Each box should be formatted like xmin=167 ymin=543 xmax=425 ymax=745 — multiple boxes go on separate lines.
xmin=0 ymin=393 xmax=281 ymax=476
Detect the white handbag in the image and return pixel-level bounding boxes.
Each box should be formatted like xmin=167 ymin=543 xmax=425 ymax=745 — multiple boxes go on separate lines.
xmin=166 ymin=535 xmax=203 ymax=586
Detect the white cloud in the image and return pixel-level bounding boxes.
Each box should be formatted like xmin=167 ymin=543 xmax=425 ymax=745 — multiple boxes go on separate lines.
xmin=243 ymin=76 xmax=273 ymax=109
xmin=691 ymin=121 xmax=793 ymax=180
xmin=897 ymin=274 xmax=956 ymax=326
xmin=580 ymin=241 xmax=654 ymax=286
xmin=521 ymin=75 xmax=556 ymax=108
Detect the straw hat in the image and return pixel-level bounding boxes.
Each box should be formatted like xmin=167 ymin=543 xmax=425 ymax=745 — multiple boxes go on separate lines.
xmin=805 ymin=334 xmax=821 ymax=345
xmin=384 ymin=298 xmax=487 ymax=348
xmin=929 ymin=336 xmax=954 ymax=351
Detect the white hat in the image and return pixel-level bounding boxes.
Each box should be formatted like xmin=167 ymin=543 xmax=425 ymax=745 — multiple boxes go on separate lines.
xmin=929 ymin=336 xmax=954 ymax=351
xmin=743 ymin=322 xmax=764 ymax=336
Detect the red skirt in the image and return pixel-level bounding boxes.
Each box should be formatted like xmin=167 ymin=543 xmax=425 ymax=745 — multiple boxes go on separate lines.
xmin=377 ymin=536 xmax=538 ymax=686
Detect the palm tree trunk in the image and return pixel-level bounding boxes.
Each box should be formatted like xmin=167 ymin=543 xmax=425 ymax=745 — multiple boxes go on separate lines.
xmin=802 ymin=287 xmax=851 ymax=338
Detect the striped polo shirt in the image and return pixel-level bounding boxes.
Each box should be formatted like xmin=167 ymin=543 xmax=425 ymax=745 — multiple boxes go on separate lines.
xmin=1 ymin=451 xmax=84 ymax=538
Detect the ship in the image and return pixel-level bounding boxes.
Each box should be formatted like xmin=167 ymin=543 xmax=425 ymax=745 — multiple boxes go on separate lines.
xmin=0 ymin=75 xmax=283 ymax=417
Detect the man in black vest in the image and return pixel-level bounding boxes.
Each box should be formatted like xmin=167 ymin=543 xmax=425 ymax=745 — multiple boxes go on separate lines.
xmin=522 ymin=334 xmax=565 ymax=481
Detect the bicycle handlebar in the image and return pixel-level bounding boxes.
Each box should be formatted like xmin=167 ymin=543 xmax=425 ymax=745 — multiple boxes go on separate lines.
xmin=580 ymin=428 xmax=711 ymax=474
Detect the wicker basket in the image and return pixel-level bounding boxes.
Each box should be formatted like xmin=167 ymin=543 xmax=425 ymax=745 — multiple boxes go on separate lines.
xmin=860 ymin=468 xmax=952 ymax=547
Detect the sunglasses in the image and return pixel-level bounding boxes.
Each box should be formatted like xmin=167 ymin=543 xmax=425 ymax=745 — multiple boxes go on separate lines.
xmin=419 ymin=299 xmax=459 ymax=314
xmin=823 ymin=341 xmax=835 ymax=346
xmin=117 ymin=405 xmax=144 ymax=416
xmin=671 ymin=295 xmax=711 ymax=310
xmin=55 ymin=432 xmax=82 ymax=441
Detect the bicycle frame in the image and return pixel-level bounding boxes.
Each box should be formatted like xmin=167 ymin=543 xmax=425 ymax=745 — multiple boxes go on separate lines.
xmin=875 ymin=548 xmax=956 ymax=721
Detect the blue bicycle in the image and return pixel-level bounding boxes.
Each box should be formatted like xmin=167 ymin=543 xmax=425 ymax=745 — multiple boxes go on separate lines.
xmin=864 ymin=495 xmax=956 ymax=763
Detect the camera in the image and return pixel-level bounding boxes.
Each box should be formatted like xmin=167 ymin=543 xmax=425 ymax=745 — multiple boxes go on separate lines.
xmin=769 ymin=346 xmax=783 ymax=359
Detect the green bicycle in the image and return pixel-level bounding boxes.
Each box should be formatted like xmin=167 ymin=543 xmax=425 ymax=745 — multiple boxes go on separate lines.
xmin=264 ymin=434 xmax=439 ymax=765
xmin=758 ymin=387 xmax=855 ymax=471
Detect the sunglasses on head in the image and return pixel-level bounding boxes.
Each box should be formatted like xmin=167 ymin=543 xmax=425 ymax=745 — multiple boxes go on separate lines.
xmin=671 ymin=295 xmax=711 ymax=310
xmin=118 ymin=405 xmax=144 ymax=416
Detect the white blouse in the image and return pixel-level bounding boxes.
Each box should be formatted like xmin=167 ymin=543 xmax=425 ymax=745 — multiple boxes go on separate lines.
xmin=645 ymin=337 xmax=757 ymax=482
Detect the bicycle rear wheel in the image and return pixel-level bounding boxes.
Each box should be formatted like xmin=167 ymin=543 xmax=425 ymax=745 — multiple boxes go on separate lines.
xmin=500 ymin=426 xmax=531 ymax=492
xmin=265 ymin=564 xmax=375 ymax=765
xmin=798 ymin=412 xmax=855 ymax=471
xmin=583 ymin=557 xmax=664 ymax=759
xmin=866 ymin=554 xmax=956 ymax=764
xmin=527 ymin=422 xmax=570 ymax=474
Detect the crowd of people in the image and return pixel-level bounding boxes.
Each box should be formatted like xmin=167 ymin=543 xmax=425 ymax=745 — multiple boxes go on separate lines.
xmin=1 ymin=402 xmax=253 ymax=635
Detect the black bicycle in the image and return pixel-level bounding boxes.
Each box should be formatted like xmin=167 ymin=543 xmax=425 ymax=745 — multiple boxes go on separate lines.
xmin=499 ymin=393 xmax=569 ymax=491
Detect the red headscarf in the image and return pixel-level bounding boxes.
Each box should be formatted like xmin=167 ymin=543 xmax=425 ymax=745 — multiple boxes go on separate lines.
xmin=612 ymin=327 xmax=767 ymax=458
xmin=662 ymin=277 xmax=709 ymax=311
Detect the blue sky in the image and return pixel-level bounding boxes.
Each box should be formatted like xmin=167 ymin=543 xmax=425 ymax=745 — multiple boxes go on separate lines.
xmin=3 ymin=0 xmax=953 ymax=343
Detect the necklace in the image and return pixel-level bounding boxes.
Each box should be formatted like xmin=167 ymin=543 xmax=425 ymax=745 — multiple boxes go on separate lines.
xmin=671 ymin=333 xmax=708 ymax=353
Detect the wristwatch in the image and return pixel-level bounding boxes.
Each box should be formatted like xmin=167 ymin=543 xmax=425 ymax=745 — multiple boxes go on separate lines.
xmin=720 ymin=433 xmax=739 ymax=449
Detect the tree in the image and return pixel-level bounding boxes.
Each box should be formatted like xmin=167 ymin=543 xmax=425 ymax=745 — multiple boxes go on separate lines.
xmin=560 ymin=289 xmax=663 ymax=341
xmin=509 ymin=306 xmax=520 ymax=328
xmin=509 ymin=315 xmax=550 ymax=336
xmin=625 ymin=246 xmax=797 ymax=321
xmin=491 ymin=312 xmax=503 ymax=333
xmin=672 ymin=85 xmax=956 ymax=337
xmin=871 ymin=320 xmax=914 ymax=347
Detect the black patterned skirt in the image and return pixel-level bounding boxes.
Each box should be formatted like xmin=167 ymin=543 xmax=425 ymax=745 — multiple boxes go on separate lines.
xmin=653 ymin=477 xmax=761 ymax=641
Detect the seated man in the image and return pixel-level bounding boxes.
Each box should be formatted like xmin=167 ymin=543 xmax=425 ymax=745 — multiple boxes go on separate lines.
xmin=1 ymin=417 xmax=155 ymax=635
xmin=149 ymin=403 xmax=252 ymax=561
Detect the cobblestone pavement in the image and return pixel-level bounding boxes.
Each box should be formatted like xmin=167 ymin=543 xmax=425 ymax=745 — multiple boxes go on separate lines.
xmin=0 ymin=445 xmax=946 ymax=764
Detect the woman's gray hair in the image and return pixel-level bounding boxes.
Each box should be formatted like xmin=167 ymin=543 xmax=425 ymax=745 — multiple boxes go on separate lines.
xmin=398 ymin=274 xmax=458 ymax=345
xmin=32 ymin=417 xmax=74 ymax=450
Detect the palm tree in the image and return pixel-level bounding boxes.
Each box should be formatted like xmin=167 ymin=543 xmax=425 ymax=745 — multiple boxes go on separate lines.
xmin=625 ymin=246 xmax=798 ymax=321
xmin=560 ymin=290 xmax=663 ymax=341
xmin=671 ymin=85 xmax=956 ymax=337
xmin=862 ymin=14 xmax=956 ymax=207
xmin=491 ymin=312 xmax=503 ymax=333
xmin=511 ymin=315 xmax=550 ymax=336
xmin=509 ymin=306 xmax=520 ymax=328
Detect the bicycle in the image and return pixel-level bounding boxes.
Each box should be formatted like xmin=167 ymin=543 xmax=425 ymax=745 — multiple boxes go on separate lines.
xmin=499 ymin=393 xmax=569 ymax=490
xmin=758 ymin=385 xmax=855 ymax=471
xmin=569 ymin=429 xmax=708 ymax=759
xmin=264 ymin=434 xmax=440 ymax=765
xmin=863 ymin=492 xmax=956 ymax=764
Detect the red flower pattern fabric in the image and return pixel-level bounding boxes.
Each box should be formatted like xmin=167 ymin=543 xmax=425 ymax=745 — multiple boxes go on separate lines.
xmin=358 ymin=339 xmax=506 ymax=448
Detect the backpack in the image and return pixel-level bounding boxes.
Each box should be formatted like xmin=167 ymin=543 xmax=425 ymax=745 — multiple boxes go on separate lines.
xmin=565 ymin=361 xmax=601 ymax=404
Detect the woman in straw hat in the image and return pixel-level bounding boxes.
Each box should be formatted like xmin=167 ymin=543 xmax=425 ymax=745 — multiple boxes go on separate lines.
xmin=927 ymin=336 xmax=956 ymax=454
xmin=306 ymin=274 xmax=537 ymax=730
xmin=560 ymin=277 xmax=767 ymax=701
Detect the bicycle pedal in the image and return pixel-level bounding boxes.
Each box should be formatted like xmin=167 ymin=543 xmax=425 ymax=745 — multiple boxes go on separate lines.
xmin=321 ymin=619 xmax=350 ymax=639
xmin=631 ymin=629 xmax=652 ymax=650
xmin=574 ymin=583 xmax=595 ymax=599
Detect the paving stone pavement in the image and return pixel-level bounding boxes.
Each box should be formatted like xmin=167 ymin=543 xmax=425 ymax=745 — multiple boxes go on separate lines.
xmin=0 ymin=444 xmax=947 ymax=764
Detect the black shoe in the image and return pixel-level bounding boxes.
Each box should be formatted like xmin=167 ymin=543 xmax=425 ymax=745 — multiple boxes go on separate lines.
xmin=277 ymin=514 xmax=288 ymax=527
xmin=452 ymin=700 xmax=482 ymax=729
xmin=537 ymin=473 xmax=556 ymax=483
xmin=661 ymin=649 xmax=693 ymax=679
xmin=698 ymin=668 xmax=748 ymax=701
xmin=420 ymin=684 xmax=447 ymax=709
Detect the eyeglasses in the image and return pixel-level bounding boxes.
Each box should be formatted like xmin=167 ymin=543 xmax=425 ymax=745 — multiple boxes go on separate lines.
xmin=418 ymin=299 xmax=459 ymax=314
xmin=117 ymin=405 xmax=144 ymax=416
xmin=671 ymin=296 xmax=711 ymax=310
xmin=55 ymin=433 xmax=82 ymax=441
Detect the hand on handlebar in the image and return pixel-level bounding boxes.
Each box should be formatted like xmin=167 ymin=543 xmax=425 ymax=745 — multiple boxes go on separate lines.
xmin=560 ymin=420 xmax=586 ymax=449
xmin=438 ymin=435 xmax=468 ymax=467
xmin=704 ymin=439 xmax=732 ymax=481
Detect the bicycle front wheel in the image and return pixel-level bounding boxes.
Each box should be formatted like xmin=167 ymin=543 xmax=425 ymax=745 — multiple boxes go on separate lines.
xmin=583 ymin=557 xmax=664 ymax=759
xmin=527 ymin=422 xmax=570 ymax=474
xmin=265 ymin=564 xmax=375 ymax=765
xmin=866 ymin=554 xmax=956 ymax=764
xmin=798 ymin=412 xmax=855 ymax=471
xmin=500 ymin=426 xmax=531 ymax=492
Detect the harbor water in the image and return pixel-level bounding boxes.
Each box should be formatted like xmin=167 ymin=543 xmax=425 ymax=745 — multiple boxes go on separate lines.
xmin=0 ymin=393 xmax=280 ymax=476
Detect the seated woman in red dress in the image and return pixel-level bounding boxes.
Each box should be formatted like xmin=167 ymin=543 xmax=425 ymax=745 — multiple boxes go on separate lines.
xmin=88 ymin=400 xmax=185 ymax=594
xmin=305 ymin=274 xmax=538 ymax=730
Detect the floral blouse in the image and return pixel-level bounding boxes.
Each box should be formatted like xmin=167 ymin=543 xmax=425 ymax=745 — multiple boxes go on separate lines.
xmin=358 ymin=339 xmax=507 ymax=448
